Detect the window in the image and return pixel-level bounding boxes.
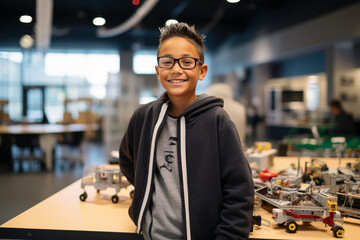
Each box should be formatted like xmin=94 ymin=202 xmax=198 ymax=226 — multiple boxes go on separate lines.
xmin=307 ymin=76 xmax=320 ymax=111
xmin=0 ymin=50 xmax=23 ymax=121
xmin=45 ymin=51 xmax=120 ymax=99
xmin=0 ymin=49 xmax=120 ymax=123
xmin=133 ymin=51 xmax=157 ymax=74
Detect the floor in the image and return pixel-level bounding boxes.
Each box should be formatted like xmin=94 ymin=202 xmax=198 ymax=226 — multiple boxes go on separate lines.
xmin=0 ymin=141 xmax=108 ymax=225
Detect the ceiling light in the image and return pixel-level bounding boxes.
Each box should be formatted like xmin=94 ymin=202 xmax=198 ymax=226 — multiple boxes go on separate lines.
xmin=19 ymin=15 xmax=33 ymax=23
xmin=19 ymin=34 xmax=34 ymax=49
xmin=165 ymin=19 xmax=178 ymax=26
xmin=227 ymin=0 xmax=240 ymax=3
xmin=93 ymin=17 xmax=106 ymax=26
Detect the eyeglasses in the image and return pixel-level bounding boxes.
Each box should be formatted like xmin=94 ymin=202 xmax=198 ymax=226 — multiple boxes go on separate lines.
xmin=157 ymin=56 xmax=202 ymax=70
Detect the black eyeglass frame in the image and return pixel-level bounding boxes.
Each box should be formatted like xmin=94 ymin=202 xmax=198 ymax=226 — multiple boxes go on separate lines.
xmin=157 ymin=56 xmax=203 ymax=70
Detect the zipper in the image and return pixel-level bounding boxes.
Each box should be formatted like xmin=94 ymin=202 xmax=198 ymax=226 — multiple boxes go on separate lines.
xmin=137 ymin=103 xmax=168 ymax=233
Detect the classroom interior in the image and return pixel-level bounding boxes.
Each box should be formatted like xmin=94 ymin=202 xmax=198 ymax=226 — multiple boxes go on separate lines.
xmin=1 ymin=0 xmax=360 ymax=239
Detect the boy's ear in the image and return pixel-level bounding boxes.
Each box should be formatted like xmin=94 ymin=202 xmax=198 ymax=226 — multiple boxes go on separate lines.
xmin=198 ymin=64 xmax=208 ymax=81
xmin=155 ymin=65 xmax=160 ymax=81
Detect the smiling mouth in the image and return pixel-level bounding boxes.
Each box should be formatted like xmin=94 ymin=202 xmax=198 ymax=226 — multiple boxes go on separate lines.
xmin=167 ymin=79 xmax=187 ymax=83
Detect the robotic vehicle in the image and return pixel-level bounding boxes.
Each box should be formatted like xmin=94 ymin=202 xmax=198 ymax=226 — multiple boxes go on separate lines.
xmin=79 ymin=165 xmax=131 ymax=203
xmin=256 ymin=179 xmax=345 ymax=238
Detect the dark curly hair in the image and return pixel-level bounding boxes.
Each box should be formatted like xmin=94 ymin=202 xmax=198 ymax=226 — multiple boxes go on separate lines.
xmin=329 ymin=99 xmax=342 ymax=110
xmin=157 ymin=22 xmax=206 ymax=63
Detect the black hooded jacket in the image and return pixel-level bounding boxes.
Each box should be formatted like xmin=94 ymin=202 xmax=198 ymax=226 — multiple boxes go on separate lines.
xmin=119 ymin=92 xmax=254 ymax=240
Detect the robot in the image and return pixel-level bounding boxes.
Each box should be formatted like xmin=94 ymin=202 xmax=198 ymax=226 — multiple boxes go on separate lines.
xmin=256 ymin=179 xmax=345 ymax=238
xmin=79 ymin=165 xmax=132 ymax=203
xmin=303 ymin=158 xmax=328 ymax=186
xmin=336 ymin=181 xmax=360 ymax=219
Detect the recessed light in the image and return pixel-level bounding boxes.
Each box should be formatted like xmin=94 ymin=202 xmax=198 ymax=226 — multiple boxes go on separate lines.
xmin=93 ymin=17 xmax=106 ymax=26
xmin=19 ymin=34 xmax=34 ymax=48
xmin=19 ymin=15 xmax=32 ymax=23
xmin=165 ymin=19 xmax=178 ymax=26
xmin=227 ymin=0 xmax=240 ymax=3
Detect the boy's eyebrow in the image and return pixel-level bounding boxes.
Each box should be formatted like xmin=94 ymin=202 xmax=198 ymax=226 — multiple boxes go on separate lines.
xmin=159 ymin=54 xmax=173 ymax=57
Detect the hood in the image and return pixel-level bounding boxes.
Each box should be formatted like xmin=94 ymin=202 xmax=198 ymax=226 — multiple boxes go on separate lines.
xmin=154 ymin=92 xmax=224 ymax=121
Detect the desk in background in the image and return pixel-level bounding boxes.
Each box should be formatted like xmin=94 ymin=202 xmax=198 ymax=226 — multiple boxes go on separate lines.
xmin=270 ymin=156 xmax=359 ymax=171
xmin=0 ymin=124 xmax=97 ymax=171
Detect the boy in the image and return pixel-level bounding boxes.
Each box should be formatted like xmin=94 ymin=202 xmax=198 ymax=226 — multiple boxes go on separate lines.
xmin=119 ymin=22 xmax=254 ymax=240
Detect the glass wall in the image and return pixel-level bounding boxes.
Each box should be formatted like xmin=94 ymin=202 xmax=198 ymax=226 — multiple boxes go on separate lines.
xmin=0 ymin=51 xmax=23 ymax=122
xmin=0 ymin=49 xmax=120 ymax=123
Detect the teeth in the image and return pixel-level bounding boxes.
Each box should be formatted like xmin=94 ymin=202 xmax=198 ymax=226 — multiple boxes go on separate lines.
xmin=169 ymin=80 xmax=184 ymax=83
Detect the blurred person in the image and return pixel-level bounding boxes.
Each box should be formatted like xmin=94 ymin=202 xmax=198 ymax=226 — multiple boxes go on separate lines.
xmin=206 ymin=83 xmax=247 ymax=145
xmin=328 ymin=99 xmax=355 ymax=136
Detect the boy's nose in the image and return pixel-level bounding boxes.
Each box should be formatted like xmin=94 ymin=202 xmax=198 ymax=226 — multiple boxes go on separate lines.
xmin=171 ymin=61 xmax=183 ymax=73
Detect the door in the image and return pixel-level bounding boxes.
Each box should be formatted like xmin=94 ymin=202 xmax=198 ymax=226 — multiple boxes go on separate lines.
xmin=22 ymin=86 xmax=47 ymax=123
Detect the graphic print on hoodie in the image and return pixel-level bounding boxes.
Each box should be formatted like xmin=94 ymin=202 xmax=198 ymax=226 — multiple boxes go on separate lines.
xmin=142 ymin=115 xmax=184 ymax=240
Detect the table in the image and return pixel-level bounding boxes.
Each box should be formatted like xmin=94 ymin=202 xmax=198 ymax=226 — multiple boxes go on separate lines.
xmin=0 ymin=124 xmax=96 ymax=171
xmin=269 ymin=156 xmax=359 ymax=171
xmin=1 ymin=158 xmax=359 ymax=239
xmin=0 ymin=178 xmax=141 ymax=240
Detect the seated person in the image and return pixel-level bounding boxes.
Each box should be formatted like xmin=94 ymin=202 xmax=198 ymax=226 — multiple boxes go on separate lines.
xmin=328 ymin=99 xmax=355 ymax=136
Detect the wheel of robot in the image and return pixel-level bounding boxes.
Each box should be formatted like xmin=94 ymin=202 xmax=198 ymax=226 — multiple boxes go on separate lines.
xmin=111 ymin=195 xmax=119 ymax=203
xmin=286 ymin=221 xmax=298 ymax=233
xmin=333 ymin=225 xmax=345 ymax=238
xmin=250 ymin=217 xmax=255 ymax=232
xmin=79 ymin=192 xmax=87 ymax=202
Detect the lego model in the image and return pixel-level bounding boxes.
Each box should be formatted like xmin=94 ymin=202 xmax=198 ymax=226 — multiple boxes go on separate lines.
xmin=79 ymin=165 xmax=131 ymax=203
xmin=251 ymin=215 xmax=262 ymax=232
xmin=256 ymin=180 xmax=345 ymax=238
xmin=251 ymin=197 xmax=270 ymax=232
xmin=270 ymin=175 xmax=302 ymax=190
xmin=271 ymin=198 xmax=344 ymax=238
xmin=310 ymin=162 xmax=360 ymax=219
xmin=278 ymin=163 xmax=303 ymax=177
xmin=246 ymin=142 xmax=277 ymax=170
xmin=336 ymin=181 xmax=360 ymax=219
xmin=303 ymin=158 xmax=329 ymax=185
xmin=259 ymin=169 xmax=279 ymax=182
xmin=344 ymin=161 xmax=360 ymax=179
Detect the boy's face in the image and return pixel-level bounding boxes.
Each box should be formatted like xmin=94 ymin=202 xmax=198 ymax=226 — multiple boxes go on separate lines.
xmin=156 ymin=37 xmax=208 ymax=99
xmin=329 ymin=106 xmax=340 ymax=116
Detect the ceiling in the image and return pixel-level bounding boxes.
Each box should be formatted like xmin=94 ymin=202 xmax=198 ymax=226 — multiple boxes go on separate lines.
xmin=1 ymin=0 xmax=359 ymax=52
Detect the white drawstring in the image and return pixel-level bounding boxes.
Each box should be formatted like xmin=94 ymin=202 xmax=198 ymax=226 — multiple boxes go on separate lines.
xmin=137 ymin=103 xmax=168 ymax=233
xmin=180 ymin=116 xmax=191 ymax=240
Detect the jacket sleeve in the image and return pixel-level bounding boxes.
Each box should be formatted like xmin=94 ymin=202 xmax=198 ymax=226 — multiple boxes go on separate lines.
xmin=215 ymin=114 xmax=255 ymax=240
xmin=119 ymin=111 xmax=138 ymax=185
